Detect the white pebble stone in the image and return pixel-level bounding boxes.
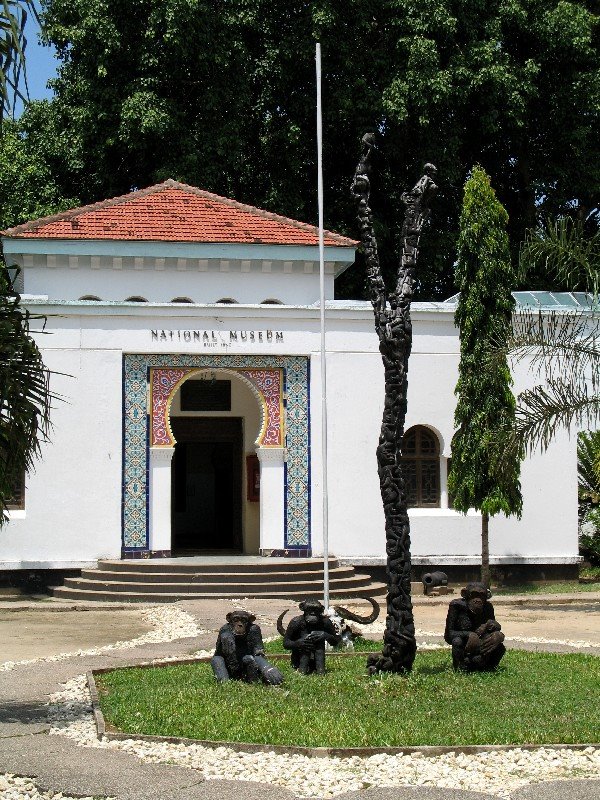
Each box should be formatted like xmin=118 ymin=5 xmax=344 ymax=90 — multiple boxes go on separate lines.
xmin=4 ymin=607 xmax=595 ymax=799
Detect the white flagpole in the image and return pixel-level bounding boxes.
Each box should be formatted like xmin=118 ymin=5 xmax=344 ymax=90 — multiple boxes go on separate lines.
xmin=315 ymin=43 xmax=330 ymax=610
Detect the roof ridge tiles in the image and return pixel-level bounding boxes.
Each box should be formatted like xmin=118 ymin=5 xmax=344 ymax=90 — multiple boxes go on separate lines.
xmin=1 ymin=179 xmax=357 ymax=247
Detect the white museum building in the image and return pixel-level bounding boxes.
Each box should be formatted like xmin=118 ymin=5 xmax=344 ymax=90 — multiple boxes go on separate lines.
xmin=1 ymin=180 xmax=582 ymax=587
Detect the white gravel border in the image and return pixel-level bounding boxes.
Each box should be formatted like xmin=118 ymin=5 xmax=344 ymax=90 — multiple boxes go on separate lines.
xmin=3 ymin=604 xmax=599 ymax=798
xmin=0 ymin=773 xmax=115 ymax=800
xmin=45 ymin=673 xmax=600 ymax=799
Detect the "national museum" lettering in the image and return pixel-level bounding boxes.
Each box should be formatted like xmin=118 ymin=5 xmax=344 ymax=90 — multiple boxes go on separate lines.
xmin=150 ymin=329 xmax=284 ymax=344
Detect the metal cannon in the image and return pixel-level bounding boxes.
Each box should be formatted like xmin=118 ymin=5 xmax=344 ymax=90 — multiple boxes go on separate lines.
xmin=422 ymin=570 xmax=451 ymax=596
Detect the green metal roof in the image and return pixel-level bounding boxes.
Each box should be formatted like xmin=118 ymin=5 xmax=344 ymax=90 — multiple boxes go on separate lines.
xmin=444 ymin=291 xmax=594 ymax=310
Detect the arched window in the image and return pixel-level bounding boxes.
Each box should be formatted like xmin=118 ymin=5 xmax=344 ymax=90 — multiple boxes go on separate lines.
xmin=78 ymin=295 xmax=101 ymax=301
xmin=401 ymin=426 xmax=440 ymax=508
xmin=260 ymin=298 xmax=283 ymax=305
xmin=215 ymin=298 xmax=238 ymax=304
xmin=171 ymin=297 xmax=193 ymax=304
xmin=125 ymin=296 xmax=148 ymax=302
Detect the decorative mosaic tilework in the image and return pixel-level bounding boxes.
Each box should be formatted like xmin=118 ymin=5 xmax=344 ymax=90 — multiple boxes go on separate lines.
xmin=150 ymin=367 xmax=284 ymax=447
xmin=150 ymin=368 xmax=192 ymax=446
xmin=237 ymin=369 xmax=283 ymax=446
xmin=122 ymin=354 xmax=309 ymax=552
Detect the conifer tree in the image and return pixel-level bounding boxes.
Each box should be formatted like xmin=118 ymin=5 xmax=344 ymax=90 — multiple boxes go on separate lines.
xmin=448 ymin=166 xmax=522 ymax=587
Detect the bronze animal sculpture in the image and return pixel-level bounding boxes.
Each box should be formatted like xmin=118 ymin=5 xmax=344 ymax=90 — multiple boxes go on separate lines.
xmin=211 ymin=610 xmax=283 ymax=684
xmin=277 ymin=598 xmax=379 ymax=673
xmin=444 ymin=582 xmax=506 ymax=671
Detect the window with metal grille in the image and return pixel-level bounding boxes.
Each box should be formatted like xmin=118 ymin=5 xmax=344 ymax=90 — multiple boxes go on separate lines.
xmin=401 ymin=426 xmax=440 ymax=508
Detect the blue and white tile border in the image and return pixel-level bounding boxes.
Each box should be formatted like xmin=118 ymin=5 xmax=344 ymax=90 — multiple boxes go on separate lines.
xmin=122 ymin=354 xmax=310 ymax=554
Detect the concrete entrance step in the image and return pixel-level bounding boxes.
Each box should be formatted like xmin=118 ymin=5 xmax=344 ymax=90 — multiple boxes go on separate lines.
xmin=51 ymin=557 xmax=387 ymax=601
xmin=96 ymin=557 xmax=341 ymax=573
xmin=59 ymin=576 xmax=375 ymax=595
xmin=51 ymin=582 xmax=387 ymax=602
xmin=78 ymin=565 xmax=358 ymax=584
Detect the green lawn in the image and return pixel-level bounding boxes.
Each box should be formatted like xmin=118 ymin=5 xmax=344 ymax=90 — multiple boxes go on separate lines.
xmin=493 ymin=581 xmax=600 ymax=594
xmin=96 ymin=645 xmax=600 ymax=748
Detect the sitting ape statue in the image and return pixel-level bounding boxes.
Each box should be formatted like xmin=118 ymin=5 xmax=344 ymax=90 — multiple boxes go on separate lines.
xmin=444 ymin=583 xmax=506 ymax=672
xmin=277 ymin=599 xmax=341 ymax=674
xmin=211 ymin=610 xmax=283 ymax=685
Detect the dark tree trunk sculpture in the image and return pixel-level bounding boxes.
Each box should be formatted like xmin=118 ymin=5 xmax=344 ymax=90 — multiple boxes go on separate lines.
xmin=351 ymin=135 xmax=437 ymax=674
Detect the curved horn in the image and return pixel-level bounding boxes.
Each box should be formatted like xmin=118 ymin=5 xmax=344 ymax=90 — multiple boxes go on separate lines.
xmin=276 ymin=610 xmax=288 ymax=638
xmin=334 ymin=597 xmax=380 ymax=625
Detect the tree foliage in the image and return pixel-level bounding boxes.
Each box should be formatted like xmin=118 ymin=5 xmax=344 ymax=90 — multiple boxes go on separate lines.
xmin=5 ymin=0 xmax=596 ymax=299
xmin=448 ymin=166 xmax=523 ymax=524
xmin=0 ymin=115 xmax=77 ymax=229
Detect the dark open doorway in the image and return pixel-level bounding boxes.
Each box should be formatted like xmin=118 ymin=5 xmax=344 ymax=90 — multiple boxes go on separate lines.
xmin=171 ymin=417 xmax=243 ymax=553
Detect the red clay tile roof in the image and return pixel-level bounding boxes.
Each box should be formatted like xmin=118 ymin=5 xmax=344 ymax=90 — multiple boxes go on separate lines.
xmin=1 ymin=180 xmax=357 ymax=247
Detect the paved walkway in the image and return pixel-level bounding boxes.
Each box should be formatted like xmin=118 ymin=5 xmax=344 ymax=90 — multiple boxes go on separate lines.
xmin=0 ymin=594 xmax=598 ymax=800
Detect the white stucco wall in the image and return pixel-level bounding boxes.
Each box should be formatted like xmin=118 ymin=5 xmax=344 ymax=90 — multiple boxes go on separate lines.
xmin=0 ymin=298 xmax=580 ymax=569
xmin=21 ymin=264 xmax=336 ymax=306
xmin=1 ymin=345 xmax=122 ymax=568
xmin=310 ymin=308 xmax=579 ymax=567
xmin=6 ymin=245 xmax=348 ymax=307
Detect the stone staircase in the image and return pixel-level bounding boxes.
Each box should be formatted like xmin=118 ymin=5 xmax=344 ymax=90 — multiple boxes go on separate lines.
xmin=52 ymin=557 xmax=387 ymax=602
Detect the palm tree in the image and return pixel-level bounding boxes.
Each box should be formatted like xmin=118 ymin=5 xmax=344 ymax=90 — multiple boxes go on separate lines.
xmin=504 ymin=217 xmax=600 ymax=456
xmin=578 ymin=429 xmax=600 ymax=505
xmin=1 ymin=0 xmax=38 ymax=120
xmin=0 ymin=266 xmax=53 ymax=524
xmin=507 ymin=307 xmax=600 ymax=454
xmin=1 ymin=2 xmax=52 ymax=522
xmin=522 ymin=216 xmax=600 ymax=297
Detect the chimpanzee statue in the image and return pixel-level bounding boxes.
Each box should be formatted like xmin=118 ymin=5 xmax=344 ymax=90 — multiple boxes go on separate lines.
xmin=211 ymin=610 xmax=283 ymax=685
xmin=444 ymin=582 xmax=506 ymax=672
xmin=277 ymin=599 xmax=341 ymax=674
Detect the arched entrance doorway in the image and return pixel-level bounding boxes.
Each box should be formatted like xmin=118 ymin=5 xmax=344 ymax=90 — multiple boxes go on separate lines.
xmin=169 ymin=371 xmax=260 ymax=553
xmin=147 ymin=366 xmax=286 ymax=556
xmin=170 ymin=417 xmax=244 ymax=552
xmin=122 ymin=354 xmax=310 ymax=558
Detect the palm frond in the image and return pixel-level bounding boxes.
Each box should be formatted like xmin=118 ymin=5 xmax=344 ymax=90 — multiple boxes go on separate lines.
xmin=577 ymin=430 xmax=600 ymax=501
xmin=514 ymin=379 xmax=600 ymax=455
xmin=520 ymin=218 xmax=600 ymax=297
xmin=506 ymin=309 xmax=600 ymax=393
xmin=500 ymin=218 xmax=600 ymax=460
xmin=0 ymin=0 xmax=38 ymax=120
xmin=0 ymin=265 xmax=54 ymax=524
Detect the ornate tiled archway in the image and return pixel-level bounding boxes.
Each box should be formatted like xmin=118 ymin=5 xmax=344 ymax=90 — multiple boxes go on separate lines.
xmin=150 ymin=367 xmax=284 ymax=447
xmin=122 ymin=354 xmax=310 ymax=556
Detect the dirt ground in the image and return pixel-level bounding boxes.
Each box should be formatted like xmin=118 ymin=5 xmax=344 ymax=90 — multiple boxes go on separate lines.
xmin=0 ymin=609 xmax=153 ymax=662
xmin=413 ymin=600 xmax=600 ymax=643
xmin=179 ymin=596 xmax=600 ymax=646
xmin=1 ymin=596 xmax=598 ymax=664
